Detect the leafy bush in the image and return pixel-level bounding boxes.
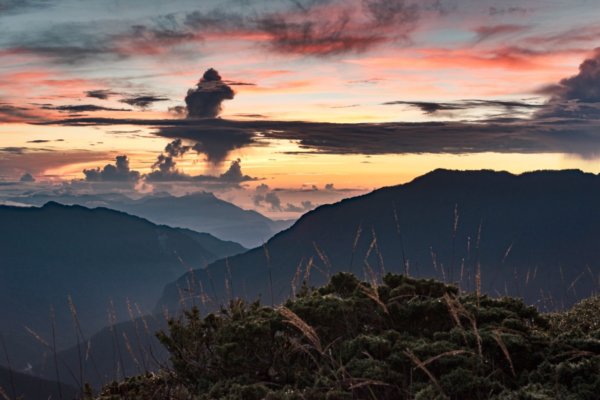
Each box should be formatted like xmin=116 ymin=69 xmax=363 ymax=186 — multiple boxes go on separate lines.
xmin=95 ymin=273 xmax=600 ymax=399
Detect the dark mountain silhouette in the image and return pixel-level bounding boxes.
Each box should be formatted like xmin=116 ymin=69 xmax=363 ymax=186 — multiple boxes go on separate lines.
xmin=8 ymin=192 xmax=293 ymax=248
xmin=0 ymin=202 xmax=244 ymax=370
xmin=0 ymin=366 xmax=78 ymax=400
xmin=33 ymin=315 xmax=168 ymax=390
xmin=157 ymin=169 xmax=600 ymax=315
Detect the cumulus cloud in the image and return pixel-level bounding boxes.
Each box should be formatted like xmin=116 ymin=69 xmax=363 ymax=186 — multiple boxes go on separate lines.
xmin=145 ymin=139 xmax=257 ymax=183
xmin=220 ymin=158 xmax=256 ymax=182
xmin=283 ymin=200 xmax=315 ymax=212
xmin=252 ymin=184 xmax=315 ymax=213
xmin=83 ymin=155 xmax=141 ymax=182
xmin=253 ymin=190 xmax=282 ymax=211
xmin=185 ymin=68 xmax=235 ymax=118
xmin=553 ymin=49 xmax=600 ymax=103
xmin=19 ymin=172 xmax=35 ymax=182
xmin=537 ymin=49 xmax=600 ymax=119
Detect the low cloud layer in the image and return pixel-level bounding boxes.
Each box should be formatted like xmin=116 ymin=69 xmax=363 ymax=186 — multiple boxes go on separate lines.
xmin=83 ymin=155 xmax=141 ymax=182
xmin=253 ymin=184 xmax=315 ymax=213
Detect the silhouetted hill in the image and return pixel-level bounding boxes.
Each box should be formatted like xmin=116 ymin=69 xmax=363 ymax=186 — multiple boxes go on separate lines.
xmin=0 ymin=202 xmax=244 ymax=370
xmin=34 ymin=315 xmax=169 ymax=390
xmin=0 ymin=366 xmax=78 ymax=400
xmin=158 ymin=169 xmax=600 ymax=314
xmin=8 ymin=192 xmax=293 ymax=248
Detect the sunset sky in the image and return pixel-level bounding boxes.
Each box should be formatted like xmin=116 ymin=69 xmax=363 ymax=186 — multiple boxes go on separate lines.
xmin=2 ymin=0 xmax=600 ymax=217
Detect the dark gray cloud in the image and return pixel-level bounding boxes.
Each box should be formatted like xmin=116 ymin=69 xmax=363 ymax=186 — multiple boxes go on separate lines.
xmin=253 ymin=184 xmax=315 ymax=212
xmin=41 ymin=114 xmax=600 ymax=160
xmin=6 ymin=22 xmax=119 ymax=64
xmin=41 ymin=104 xmax=131 ymax=113
xmin=39 ymin=48 xmax=600 ymax=160
xmin=0 ymin=103 xmax=41 ymax=123
xmin=185 ymin=1 xmax=422 ymax=57
xmin=158 ymin=125 xmax=255 ymax=165
xmin=256 ymin=0 xmax=418 ymax=56
xmin=85 ymin=90 xmax=118 ymax=100
xmin=537 ymin=49 xmax=600 ymax=119
xmin=1 ymin=0 xmax=441 ymax=65
xmin=220 ymin=158 xmax=256 ymax=182
xmin=19 ymin=172 xmax=35 ymax=182
xmin=0 ymin=147 xmax=27 ymax=154
xmin=553 ymin=49 xmax=600 ymax=103
xmin=184 ymin=68 xmax=235 ymax=118
xmin=83 ymin=155 xmax=141 ymax=182
xmin=384 ymin=99 xmax=543 ymax=114
xmin=120 ymin=95 xmax=169 ymax=109
xmin=253 ymin=190 xmax=282 ymax=211
xmin=26 ymin=139 xmax=64 ymax=143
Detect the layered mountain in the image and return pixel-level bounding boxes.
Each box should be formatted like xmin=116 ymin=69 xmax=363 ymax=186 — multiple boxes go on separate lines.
xmin=0 ymin=366 xmax=78 ymax=400
xmin=8 ymin=192 xmax=293 ymax=248
xmin=158 ymin=169 xmax=600 ymax=314
xmin=0 ymin=202 xmax=244 ymax=370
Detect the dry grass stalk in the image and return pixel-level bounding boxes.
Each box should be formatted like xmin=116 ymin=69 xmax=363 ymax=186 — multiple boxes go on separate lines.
xmin=421 ymin=350 xmax=471 ymax=367
xmin=359 ymin=284 xmax=389 ymax=314
xmin=24 ymin=326 xmax=49 ymax=348
xmin=430 ymin=247 xmax=438 ymax=274
xmin=370 ymin=228 xmax=386 ymax=276
xmin=278 ymin=306 xmax=322 ymax=353
xmin=0 ymin=385 xmax=11 ymax=400
xmin=122 ymin=332 xmax=141 ymax=371
xmin=134 ymin=303 xmax=151 ymax=336
xmin=291 ymin=259 xmax=304 ymax=298
xmin=264 ymin=244 xmax=275 ymax=306
xmin=443 ymin=293 xmax=464 ymax=329
xmin=502 ymin=243 xmax=514 ymax=264
xmin=470 ymin=317 xmax=483 ymax=358
xmin=492 ymin=330 xmax=516 ymax=377
xmin=313 ymin=241 xmax=332 ymax=277
xmin=404 ymin=349 xmax=449 ymax=400
xmin=350 ymin=223 xmax=363 ymax=272
xmin=225 ymin=257 xmax=233 ymax=302
xmin=304 ymin=257 xmax=314 ymax=284
xmin=475 ymin=261 xmax=481 ymax=308
xmin=348 ymin=379 xmax=393 ymax=390
xmin=392 ymin=205 xmax=409 ymax=276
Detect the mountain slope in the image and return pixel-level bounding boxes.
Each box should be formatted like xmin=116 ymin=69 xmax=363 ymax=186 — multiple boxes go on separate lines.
xmin=0 ymin=202 xmax=244 ymax=370
xmin=158 ymin=169 xmax=600 ymax=314
xmin=0 ymin=366 xmax=78 ymax=400
xmin=8 ymin=192 xmax=293 ymax=248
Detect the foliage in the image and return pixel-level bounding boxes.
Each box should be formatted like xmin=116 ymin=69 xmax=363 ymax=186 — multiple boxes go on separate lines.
xmin=96 ymin=273 xmax=600 ymax=399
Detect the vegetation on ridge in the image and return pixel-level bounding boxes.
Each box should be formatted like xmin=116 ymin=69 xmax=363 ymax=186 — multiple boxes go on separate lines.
xmin=95 ymin=273 xmax=600 ymax=399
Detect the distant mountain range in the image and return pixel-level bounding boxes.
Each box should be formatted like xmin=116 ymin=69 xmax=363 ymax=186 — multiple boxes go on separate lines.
xmin=0 ymin=366 xmax=78 ymax=400
xmin=7 ymin=192 xmax=293 ymax=248
xmin=158 ymin=169 xmax=600 ymax=314
xmin=0 ymin=202 xmax=244 ymax=370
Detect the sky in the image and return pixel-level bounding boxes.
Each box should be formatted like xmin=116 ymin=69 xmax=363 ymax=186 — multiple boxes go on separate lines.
xmin=1 ymin=0 xmax=600 ymax=218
